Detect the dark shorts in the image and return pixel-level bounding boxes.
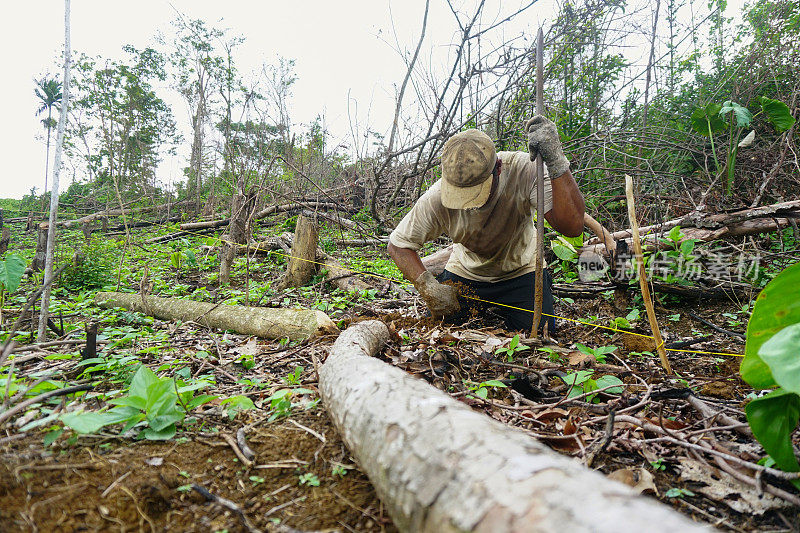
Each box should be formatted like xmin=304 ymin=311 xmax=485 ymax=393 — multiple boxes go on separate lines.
xmin=437 ymin=269 xmax=556 ymax=333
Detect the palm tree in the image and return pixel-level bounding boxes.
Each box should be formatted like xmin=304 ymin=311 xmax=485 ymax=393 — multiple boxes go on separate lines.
xmin=35 ymin=78 xmax=62 ymax=194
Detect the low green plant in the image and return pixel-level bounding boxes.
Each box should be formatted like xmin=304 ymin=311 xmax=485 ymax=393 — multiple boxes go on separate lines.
xmin=650 ymin=459 xmax=666 ymax=471
xmin=298 ymin=472 xmax=320 ymax=487
xmin=665 ymin=487 xmax=695 ymax=499
xmin=284 ymin=366 xmax=303 ymax=386
xmin=560 ymin=370 xmax=624 ymax=403
xmin=265 ymin=388 xmax=315 ymax=421
xmin=220 ymin=395 xmax=256 ymax=420
xmin=61 ymin=365 xmax=216 ymax=440
xmin=495 ymin=335 xmax=529 ymax=362
xmin=464 ymin=379 xmax=507 ymax=400
xmin=739 ymin=262 xmax=800 ymax=488
xmin=61 ymin=242 xmax=113 ymax=291
xmin=573 ymin=343 xmax=618 ymax=364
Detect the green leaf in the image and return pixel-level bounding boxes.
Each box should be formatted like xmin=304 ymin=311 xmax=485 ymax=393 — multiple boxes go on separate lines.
xmin=745 ymin=389 xmax=800 ymax=483
xmin=129 ymin=365 xmax=160 ymax=400
xmin=142 ymin=423 xmax=177 ymax=440
xmin=481 ymin=380 xmax=508 ymax=388
xmin=667 ymin=226 xmax=683 ymax=242
xmin=186 ymin=394 xmax=218 ymax=410
xmin=508 ymin=335 xmax=519 ymax=350
xmin=552 ymin=240 xmax=577 ymax=261
xmin=561 ymin=370 xmax=594 ymax=386
xmin=680 ymin=239 xmax=696 ymax=256
xmin=0 ymin=253 xmax=26 ymax=293
xmin=594 ymin=375 xmax=624 ymax=394
xmin=475 ymin=387 xmax=488 ymax=399
xmin=742 ymin=263 xmax=800 ymax=389
xmin=43 ymin=428 xmax=63 ymax=447
xmin=758 ymin=324 xmax=800 ymax=394
xmin=574 ymin=343 xmax=594 ymax=356
xmin=690 ymin=103 xmax=726 ymax=136
xmin=760 ymin=97 xmax=796 ymax=132
xmin=61 ymin=411 xmax=118 ymax=434
xmin=720 ymin=100 xmax=753 ymax=128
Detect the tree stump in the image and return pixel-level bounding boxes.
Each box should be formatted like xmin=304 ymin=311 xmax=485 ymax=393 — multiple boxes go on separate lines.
xmin=275 ymin=213 xmax=319 ymax=291
xmin=220 ymin=192 xmax=256 ymax=284
xmin=0 ymin=227 xmax=10 ymax=256
xmin=31 ymin=223 xmax=49 ymax=271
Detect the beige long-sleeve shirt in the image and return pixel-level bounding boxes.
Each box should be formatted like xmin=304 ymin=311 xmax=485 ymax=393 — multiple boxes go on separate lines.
xmin=389 ymin=151 xmax=553 ymax=282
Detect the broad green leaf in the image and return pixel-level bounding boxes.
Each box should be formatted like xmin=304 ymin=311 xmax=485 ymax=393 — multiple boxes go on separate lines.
xmin=142 ymin=423 xmax=177 ymax=440
xmin=745 ymin=389 xmax=800 ymax=486
xmin=552 ymin=241 xmax=577 ymax=261
xmin=667 ymin=226 xmax=683 ymax=242
xmin=147 ymin=409 xmax=184 ymax=432
xmin=481 ymin=380 xmax=508 ymax=388
xmin=594 ymin=346 xmax=619 ymax=355
xmin=61 ymin=411 xmax=119 ymax=434
xmin=690 ymin=103 xmax=726 ymax=136
xmin=186 ymin=394 xmax=218 ymax=410
xmin=742 ymin=262 xmax=800 ymax=389
xmin=760 ymin=97 xmax=796 ymax=132
xmin=758 ymin=324 xmax=800 ymax=394
xmin=720 ymin=100 xmax=753 ymax=128
xmin=129 ymin=365 xmax=160 ymax=400
xmin=0 ymin=253 xmax=26 ymax=293
xmin=594 ymin=375 xmax=624 ymax=394
xmin=561 ymin=370 xmax=594 ymax=386
xmin=43 ymin=428 xmax=63 ymax=447
xmin=108 ymin=395 xmax=147 ymax=410
xmin=680 ymin=239 xmax=696 ymax=256
xmin=574 ymin=343 xmax=594 ymax=356
xmin=145 ymin=379 xmax=178 ymax=416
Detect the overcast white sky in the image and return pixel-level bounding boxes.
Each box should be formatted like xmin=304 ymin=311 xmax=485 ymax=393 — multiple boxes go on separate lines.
xmin=2 ymin=0 xmax=743 ymax=200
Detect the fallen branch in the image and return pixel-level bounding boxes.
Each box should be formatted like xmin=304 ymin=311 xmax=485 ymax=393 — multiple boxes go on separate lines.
xmin=94 ymin=292 xmax=338 ymax=341
xmin=319 ymin=321 xmax=707 ymax=532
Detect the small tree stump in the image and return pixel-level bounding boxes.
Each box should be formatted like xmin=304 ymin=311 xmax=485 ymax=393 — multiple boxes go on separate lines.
xmin=0 ymin=227 xmax=10 ymax=256
xmin=275 ymin=213 xmax=319 ymax=291
xmin=31 ymin=223 xmax=49 ymax=271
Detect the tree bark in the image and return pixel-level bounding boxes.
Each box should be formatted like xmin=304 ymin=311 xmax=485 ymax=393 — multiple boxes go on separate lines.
xmin=319 ymin=321 xmax=708 ymax=533
xmin=275 ymin=213 xmax=319 ymax=291
xmin=31 ymin=223 xmax=49 ymax=272
xmin=95 ymin=292 xmax=337 ymax=341
xmin=0 ymin=227 xmax=10 ymax=256
xmin=220 ymin=192 xmax=255 ymax=284
xmin=37 ymin=0 xmax=71 ymax=342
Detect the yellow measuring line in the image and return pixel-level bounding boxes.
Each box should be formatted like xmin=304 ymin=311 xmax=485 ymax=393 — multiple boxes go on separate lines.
xmin=119 ymin=214 xmax=745 ymax=358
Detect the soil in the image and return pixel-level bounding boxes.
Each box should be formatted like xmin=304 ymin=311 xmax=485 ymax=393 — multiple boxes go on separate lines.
xmin=0 ymin=409 xmax=395 ymax=532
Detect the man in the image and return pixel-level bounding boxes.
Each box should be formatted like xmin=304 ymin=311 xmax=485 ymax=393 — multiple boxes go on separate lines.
xmin=387 ymin=116 xmax=585 ymax=332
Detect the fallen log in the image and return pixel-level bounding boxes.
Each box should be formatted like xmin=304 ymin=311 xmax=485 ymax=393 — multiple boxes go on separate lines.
xmin=179 ymin=201 xmax=345 ymax=231
xmin=581 ymin=199 xmax=800 ymax=254
xmin=319 ymin=321 xmax=708 ymax=532
xmin=94 ymin=292 xmax=337 ymax=341
xmin=60 ymin=200 xmax=190 ymax=229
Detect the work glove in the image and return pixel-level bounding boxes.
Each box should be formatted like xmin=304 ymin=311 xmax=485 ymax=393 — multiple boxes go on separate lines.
xmin=525 ymin=115 xmax=570 ymax=178
xmin=414 ymin=271 xmax=460 ymax=319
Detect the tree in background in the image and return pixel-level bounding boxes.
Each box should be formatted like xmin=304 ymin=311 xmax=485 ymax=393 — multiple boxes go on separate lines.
xmin=34 ymin=77 xmax=63 ymax=195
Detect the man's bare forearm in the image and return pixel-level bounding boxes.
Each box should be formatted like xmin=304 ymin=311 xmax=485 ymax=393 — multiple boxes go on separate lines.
xmin=387 ymin=242 xmax=427 ymax=282
xmin=545 ymin=170 xmax=585 ymax=237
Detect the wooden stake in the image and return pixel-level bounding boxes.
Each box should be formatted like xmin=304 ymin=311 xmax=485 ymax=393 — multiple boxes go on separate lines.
xmin=532 ymin=27 xmax=545 ymax=337
xmin=624 ymin=175 xmax=672 ymax=374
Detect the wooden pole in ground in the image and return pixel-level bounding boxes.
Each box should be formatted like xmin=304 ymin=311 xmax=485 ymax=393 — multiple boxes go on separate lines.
xmin=319 ymin=321 xmax=707 ymax=532
xmin=532 ymin=27 xmax=545 ymax=338
xmin=625 ymin=175 xmax=671 ymax=374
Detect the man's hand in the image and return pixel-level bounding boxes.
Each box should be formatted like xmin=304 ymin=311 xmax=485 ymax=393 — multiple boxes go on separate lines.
xmin=525 ymin=115 xmax=570 ymax=178
xmin=414 ymin=271 xmax=460 ymax=319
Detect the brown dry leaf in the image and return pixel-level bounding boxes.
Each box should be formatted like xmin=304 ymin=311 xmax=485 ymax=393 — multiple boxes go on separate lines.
xmin=538 ymin=434 xmax=583 ymax=454
xmin=644 ymin=417 xmax=689 ymax=430
xmin=534 ymin=408 xmax=569 ymax=423
xmin=563 ymin=417 xmax=578 ymax=435
xmin=440 ymin=332 xmax=459 ymax=344
xmin=568 ymin=350 xmax=596 ymax=367
xmin=230 ymin=338 xmax=259 ymax=356
xmin=678 ymin=459 xmax=791 ymax=515
xmin=607 ymin=468 xmax=657 ymax=494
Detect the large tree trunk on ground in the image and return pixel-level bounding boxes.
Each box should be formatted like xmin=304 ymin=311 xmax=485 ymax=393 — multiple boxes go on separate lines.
xmin=421 ymin=244 xmax=453 ymax=276
xmin=95 ymin=292 xmax=337 ymax=341
xmin=275 ymin=213 xmax=319 ymax=291
xmin=60 ymin=200 xmax=189 ymax=229
xmin=318 ymin=250 xmax=374 ymax=293
xmin=320 ymin=321 xmax=708 ymax=532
